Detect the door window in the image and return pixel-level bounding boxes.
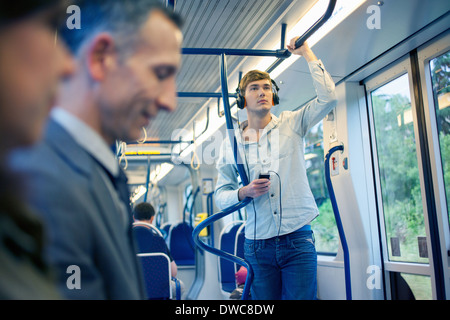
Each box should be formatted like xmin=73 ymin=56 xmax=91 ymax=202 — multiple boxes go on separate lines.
xmin=429 ymin=51 xmax=450 ymax=227
xmin=370 ymin=73 xmax=429 ymax=263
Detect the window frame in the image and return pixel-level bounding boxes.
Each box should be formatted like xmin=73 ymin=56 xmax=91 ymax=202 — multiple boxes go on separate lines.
xmin=365 ymin=56 xmax=434 ymax=299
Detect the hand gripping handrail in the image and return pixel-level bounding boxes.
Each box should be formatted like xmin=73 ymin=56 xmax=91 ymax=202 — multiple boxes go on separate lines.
xmin=324 ymin=145 xmax=352 ymax=300
xmin=266 ymin=0 xmax=336 ymax=73
xmin=192 ymin=0 xmax=338 ymax=300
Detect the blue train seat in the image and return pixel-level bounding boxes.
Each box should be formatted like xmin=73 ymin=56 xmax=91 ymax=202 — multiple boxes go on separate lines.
xmin=133 ymin=222 xmax=166 ymax=253
xmin=161 ymin=222 xmax=172 ymax=240
xmin=218 ymin=221 xmax=244 ymax=293
xmin=133 ymin=223 xmax=181 ymax=300
xmin=138 ymin=253 xmax=172 ymax=300
xmin=168 ymin=222 xmax=195 ymax=266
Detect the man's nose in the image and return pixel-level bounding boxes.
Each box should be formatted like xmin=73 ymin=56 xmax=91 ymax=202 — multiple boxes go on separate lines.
xmin=156 ymin=84 xmax=177 ymax=113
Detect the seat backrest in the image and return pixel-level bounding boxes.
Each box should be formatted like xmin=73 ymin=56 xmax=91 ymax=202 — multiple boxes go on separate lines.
xmin=133 ymin=224 xmax=168 ymax=254
xmin=133 ymin=221 xmax=163 ymax=236
xmin=161 ymin=222 xmax=172 ymax=240
xmin=168 ymin=222 xmax=195 ymax=266
xmin=138 ymin=253 xmax=171 ymax=300
xmin=218 ymin=221 xmax=244 ymax=292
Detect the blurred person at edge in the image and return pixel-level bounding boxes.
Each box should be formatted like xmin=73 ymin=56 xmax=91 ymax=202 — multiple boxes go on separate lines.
xmin=0 ymin=0 xmax=75 ymax=299
xmin=11 ymin=0 xmax=183 ymax=299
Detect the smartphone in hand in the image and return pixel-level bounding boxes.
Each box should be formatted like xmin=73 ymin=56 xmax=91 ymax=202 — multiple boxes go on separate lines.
xmin=258 ymin=173 xmax=270 ymax=180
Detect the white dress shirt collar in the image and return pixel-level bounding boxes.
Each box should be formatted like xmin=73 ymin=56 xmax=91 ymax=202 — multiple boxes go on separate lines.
xmin=50 ymin=107 xmax=119 ymax=177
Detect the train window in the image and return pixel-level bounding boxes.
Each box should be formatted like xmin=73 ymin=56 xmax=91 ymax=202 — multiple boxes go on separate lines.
xmin=370 ymin=73 xmax=429 ymax=264
xmin=390 ymin=272 xmax=432 ymax=300
xmin=429 ymin=51 xmax=450 ymax=227
xmin=305 ymin=121 xmax=339 ymax=254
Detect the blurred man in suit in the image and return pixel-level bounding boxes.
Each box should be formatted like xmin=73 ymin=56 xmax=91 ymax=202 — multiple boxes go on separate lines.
xmin=11 ymin=0 xmax=183 ymax=299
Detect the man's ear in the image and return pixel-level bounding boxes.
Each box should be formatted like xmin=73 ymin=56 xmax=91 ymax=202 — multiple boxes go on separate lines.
xmin=86 ymin=33 xmax=117 ymax=81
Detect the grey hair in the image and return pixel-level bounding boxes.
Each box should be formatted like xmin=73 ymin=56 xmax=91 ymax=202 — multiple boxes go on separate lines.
xmin=60 ymin=0 xmax=182 ymax=58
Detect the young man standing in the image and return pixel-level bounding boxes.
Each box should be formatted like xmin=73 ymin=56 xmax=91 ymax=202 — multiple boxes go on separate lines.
xmin=214 ymin=39 xmax=337 ymax=300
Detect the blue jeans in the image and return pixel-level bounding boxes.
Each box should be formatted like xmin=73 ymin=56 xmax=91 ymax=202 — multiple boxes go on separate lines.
xmin=244 ymin=228 xmax=317 ymax=300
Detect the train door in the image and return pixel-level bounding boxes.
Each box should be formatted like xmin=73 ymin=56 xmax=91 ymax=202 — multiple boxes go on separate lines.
xmin=364 ymin=32 xmax=450 ymax=300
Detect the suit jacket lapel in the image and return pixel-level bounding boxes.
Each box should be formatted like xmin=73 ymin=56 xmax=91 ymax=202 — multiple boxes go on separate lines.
xmin=45 ymin=120 xmax=131 ymax=258
xmin=45 ymin=119 xmax=92 ymax=177
xmin=44 ymin=119 xmax=144 ymax=296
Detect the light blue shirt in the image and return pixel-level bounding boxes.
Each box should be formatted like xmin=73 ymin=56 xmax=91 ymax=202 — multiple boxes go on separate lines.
xmin=214 ymin=60 xmax=337 ymax=240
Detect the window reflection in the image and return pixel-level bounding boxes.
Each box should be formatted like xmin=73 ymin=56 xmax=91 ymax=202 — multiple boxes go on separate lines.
xmin=429 ymin=51 xmax=450 ymax=228
xmin=370 ymin=74 xmax=428 ymax=263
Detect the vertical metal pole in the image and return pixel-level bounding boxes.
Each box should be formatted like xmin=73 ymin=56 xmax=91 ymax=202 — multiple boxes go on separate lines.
xmin=166 ymin=0 xmax=175 ymax=10
xmin=280 ymin=23 xmax=287 ymax=49
xmin=143 ymin=157 xmax=150 ymax=202
xmin=325 ymin=145 xmax=352 ymax=300
xmin=220 ymin=53 xmax=249 ymax=186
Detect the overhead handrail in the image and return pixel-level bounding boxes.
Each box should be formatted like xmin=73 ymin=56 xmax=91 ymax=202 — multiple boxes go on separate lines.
xmin=178 ymin=92 xmax=238 ymax=98
xmin=182 ymin=47 xmax=291 ymax=58
xmin=268 ymin=0 xmax=336 ymax=73
xmin=192 ymin=0 xmax=338 ymax=300
xmin=128 ymin=140 xmax=194 ymax=144
xmin=295 ymin=0 xmax=337 ymax=48
xmin=324 ymin=144 xmax=352 ymax=300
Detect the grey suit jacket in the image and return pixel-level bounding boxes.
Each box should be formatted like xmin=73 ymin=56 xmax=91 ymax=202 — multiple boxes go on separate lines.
xmin=11 ymin=119 xmax=145 ymax=299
